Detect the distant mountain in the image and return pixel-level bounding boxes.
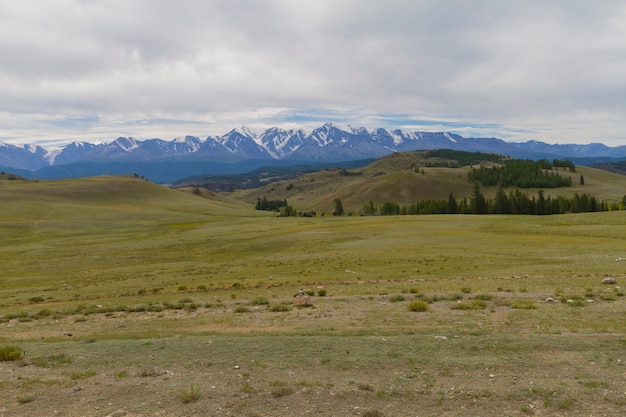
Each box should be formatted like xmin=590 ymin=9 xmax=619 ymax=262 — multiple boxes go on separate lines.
xmin=2 ymin=123 xmax=626 ymax=183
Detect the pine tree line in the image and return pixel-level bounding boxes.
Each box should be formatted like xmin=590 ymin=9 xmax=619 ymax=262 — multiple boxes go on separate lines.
xmin=361 ymin=185 xmax=616 ymax=216
xmin=468 ymin=159 xmax=574 ymax=188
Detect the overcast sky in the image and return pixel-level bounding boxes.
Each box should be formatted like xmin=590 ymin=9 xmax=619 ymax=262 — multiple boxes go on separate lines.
xmin=1 ymin=0 xmax=625 ymax=147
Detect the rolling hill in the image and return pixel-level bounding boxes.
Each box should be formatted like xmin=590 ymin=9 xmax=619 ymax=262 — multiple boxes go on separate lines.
xmin=226 ymin=150 xmax=626 ymax=213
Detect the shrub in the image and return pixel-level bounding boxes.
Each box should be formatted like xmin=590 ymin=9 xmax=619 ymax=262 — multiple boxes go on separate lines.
xmin=461 ymin=287 xmax=472 ymax=294
xmin=178 ymin=384 xmax=200 ymax=404
xmin=270 ymin=381 xmax=294 ymax=397
xmin=473 ymin=294 xmax=493 ymax=301
xmin=317 ymin=289 xmax=327 ymax=297
xmin=17 ymin=394 xmax=36 ymax=404
xmin=407 ymin=301 xmax=430 ymax=312
xmin=29 ymin=296 xmax=45 ymax=303
xmin=389 ymin=295 xmax=405 ymax=303
xmin=0 ymin=345 xmax=23 ymax=361
xmin=250 ymin=296 xmax=269 ymax=306
xmin=233 ymin=306 xmax=251 ymax=313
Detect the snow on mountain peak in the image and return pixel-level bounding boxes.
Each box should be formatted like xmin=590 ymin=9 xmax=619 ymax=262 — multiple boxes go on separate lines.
xmin=323 ymin=122 xmax=355 ymax=133
xmin=114 ymin=137 xmax=139 ymax=152
xmin=234 ymin=126 xmax=264 ymax=139
xmin=444 ymin=132 xmax=457 ymax=143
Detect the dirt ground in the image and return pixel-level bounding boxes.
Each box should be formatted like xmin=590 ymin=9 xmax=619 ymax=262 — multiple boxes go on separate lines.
xmin=1 ymin=291 xmax=625 ymax=417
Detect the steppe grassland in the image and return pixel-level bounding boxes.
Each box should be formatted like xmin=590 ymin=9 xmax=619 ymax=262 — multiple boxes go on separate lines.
xmin=1 ymin=176 xmax=625 ymax=416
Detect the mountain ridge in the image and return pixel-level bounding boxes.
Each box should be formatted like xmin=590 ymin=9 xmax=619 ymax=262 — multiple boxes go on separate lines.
xmin=2 ymin=122 xmax=626 ymax=183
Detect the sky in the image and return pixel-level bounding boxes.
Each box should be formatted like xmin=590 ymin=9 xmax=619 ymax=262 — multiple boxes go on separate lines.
xmin=1 ymin=0 xmax=625 ymax=148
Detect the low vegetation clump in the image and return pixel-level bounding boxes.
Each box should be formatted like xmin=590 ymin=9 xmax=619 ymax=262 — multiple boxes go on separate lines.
xmin=0 ymin=345 xmax=23 ymax=361
xmin=250 ymin=296 xmax=270 ymax=305
xmin=178 ymin=384 xmax=200 ymax=404
xmin=269 ymin=304 xmax=291 ymax=312
xmin=270 ymin=381 xmax=294 ymax=398
xmin=407 ymin=300 xmax=430 ymax=312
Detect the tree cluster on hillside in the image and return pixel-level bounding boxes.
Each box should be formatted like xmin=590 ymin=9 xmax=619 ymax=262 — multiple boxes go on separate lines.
xmin=361 ymin=185 xmax=615 ymax=216
xmin=254 ymin=197 xmax=301 ymax=217
xmin=255 ymin=197 xmax=288 ymax=211
xmin=424 ymin=149 xmax=504 ymax=167
xmin=468 ymin=159 xmax=574 ymax=188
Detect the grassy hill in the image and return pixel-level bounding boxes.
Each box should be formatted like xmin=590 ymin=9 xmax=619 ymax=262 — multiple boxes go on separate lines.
xmin=228 ymin=151 xmax=626 ymax=213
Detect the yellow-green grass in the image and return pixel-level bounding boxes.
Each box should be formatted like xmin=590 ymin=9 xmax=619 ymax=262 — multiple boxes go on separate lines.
xmin=1 ymin=176 xmax=625 ymax=416
xmin=1 ymin=176 xmax=624 ymax=326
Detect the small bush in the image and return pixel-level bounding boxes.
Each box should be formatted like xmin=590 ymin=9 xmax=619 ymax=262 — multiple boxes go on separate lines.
xmin=250 ymin=296 xmax=269 ymax=306
xmin=115 ymin=371 xmax=130 ymax=379
xmin=473 ymin=294 xmax=493 ymax=301
xmin=233 ymin=306 xmax=251 ymax=313
xmin=17 ymin=394 xmax=36 ymax=404
xmin=270 ymin=381 xmax=294 ymax=398
xmin=389 ymin=295 xmax=405 ymax=303
xmin=461 ymin=287 xmax=472 ymax=294
xmin=178 ymin=384 xmax=200 ymax=404
xmin=0 ymin=345 xmax=23 ymax=361
xmin=407 ymin=301 xmax=430 ymax=312
xmin=317 ymin=289 xmax=327 ymax=297
xmin=29 ymin=296 xmax=45 ymax=303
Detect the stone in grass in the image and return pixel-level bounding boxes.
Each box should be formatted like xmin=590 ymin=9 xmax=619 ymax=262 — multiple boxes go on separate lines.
xmin=293 ymin=290 xmax=312 ymax=307
xmin=602 ymin=277 xmax=617 ymax=285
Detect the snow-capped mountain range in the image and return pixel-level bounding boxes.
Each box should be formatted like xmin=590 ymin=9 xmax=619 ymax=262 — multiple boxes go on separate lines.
xmin=2 ymin=123 xmax=626 ymax=183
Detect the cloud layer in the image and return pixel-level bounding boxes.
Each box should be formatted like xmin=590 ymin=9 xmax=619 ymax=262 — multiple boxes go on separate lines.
xmin=1 ymin=0 xmax=625 ymax=146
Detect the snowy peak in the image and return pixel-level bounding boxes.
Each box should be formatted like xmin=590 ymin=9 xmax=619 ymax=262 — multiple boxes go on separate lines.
xmin=171 ymin=136 xmax=202 ymax=153
xmin=2 ymin=124 xmax=626 ymax=175
xmin=112 ymin=137 xmax=139 ymax=152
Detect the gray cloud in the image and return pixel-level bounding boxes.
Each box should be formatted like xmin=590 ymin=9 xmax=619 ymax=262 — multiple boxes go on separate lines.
xmin=0 ymin=0 xmax=625 ymax=146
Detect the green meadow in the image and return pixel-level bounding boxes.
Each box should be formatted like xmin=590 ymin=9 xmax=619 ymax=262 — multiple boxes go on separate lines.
xmin=1 ymin=175 xmax=625 ymax=416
